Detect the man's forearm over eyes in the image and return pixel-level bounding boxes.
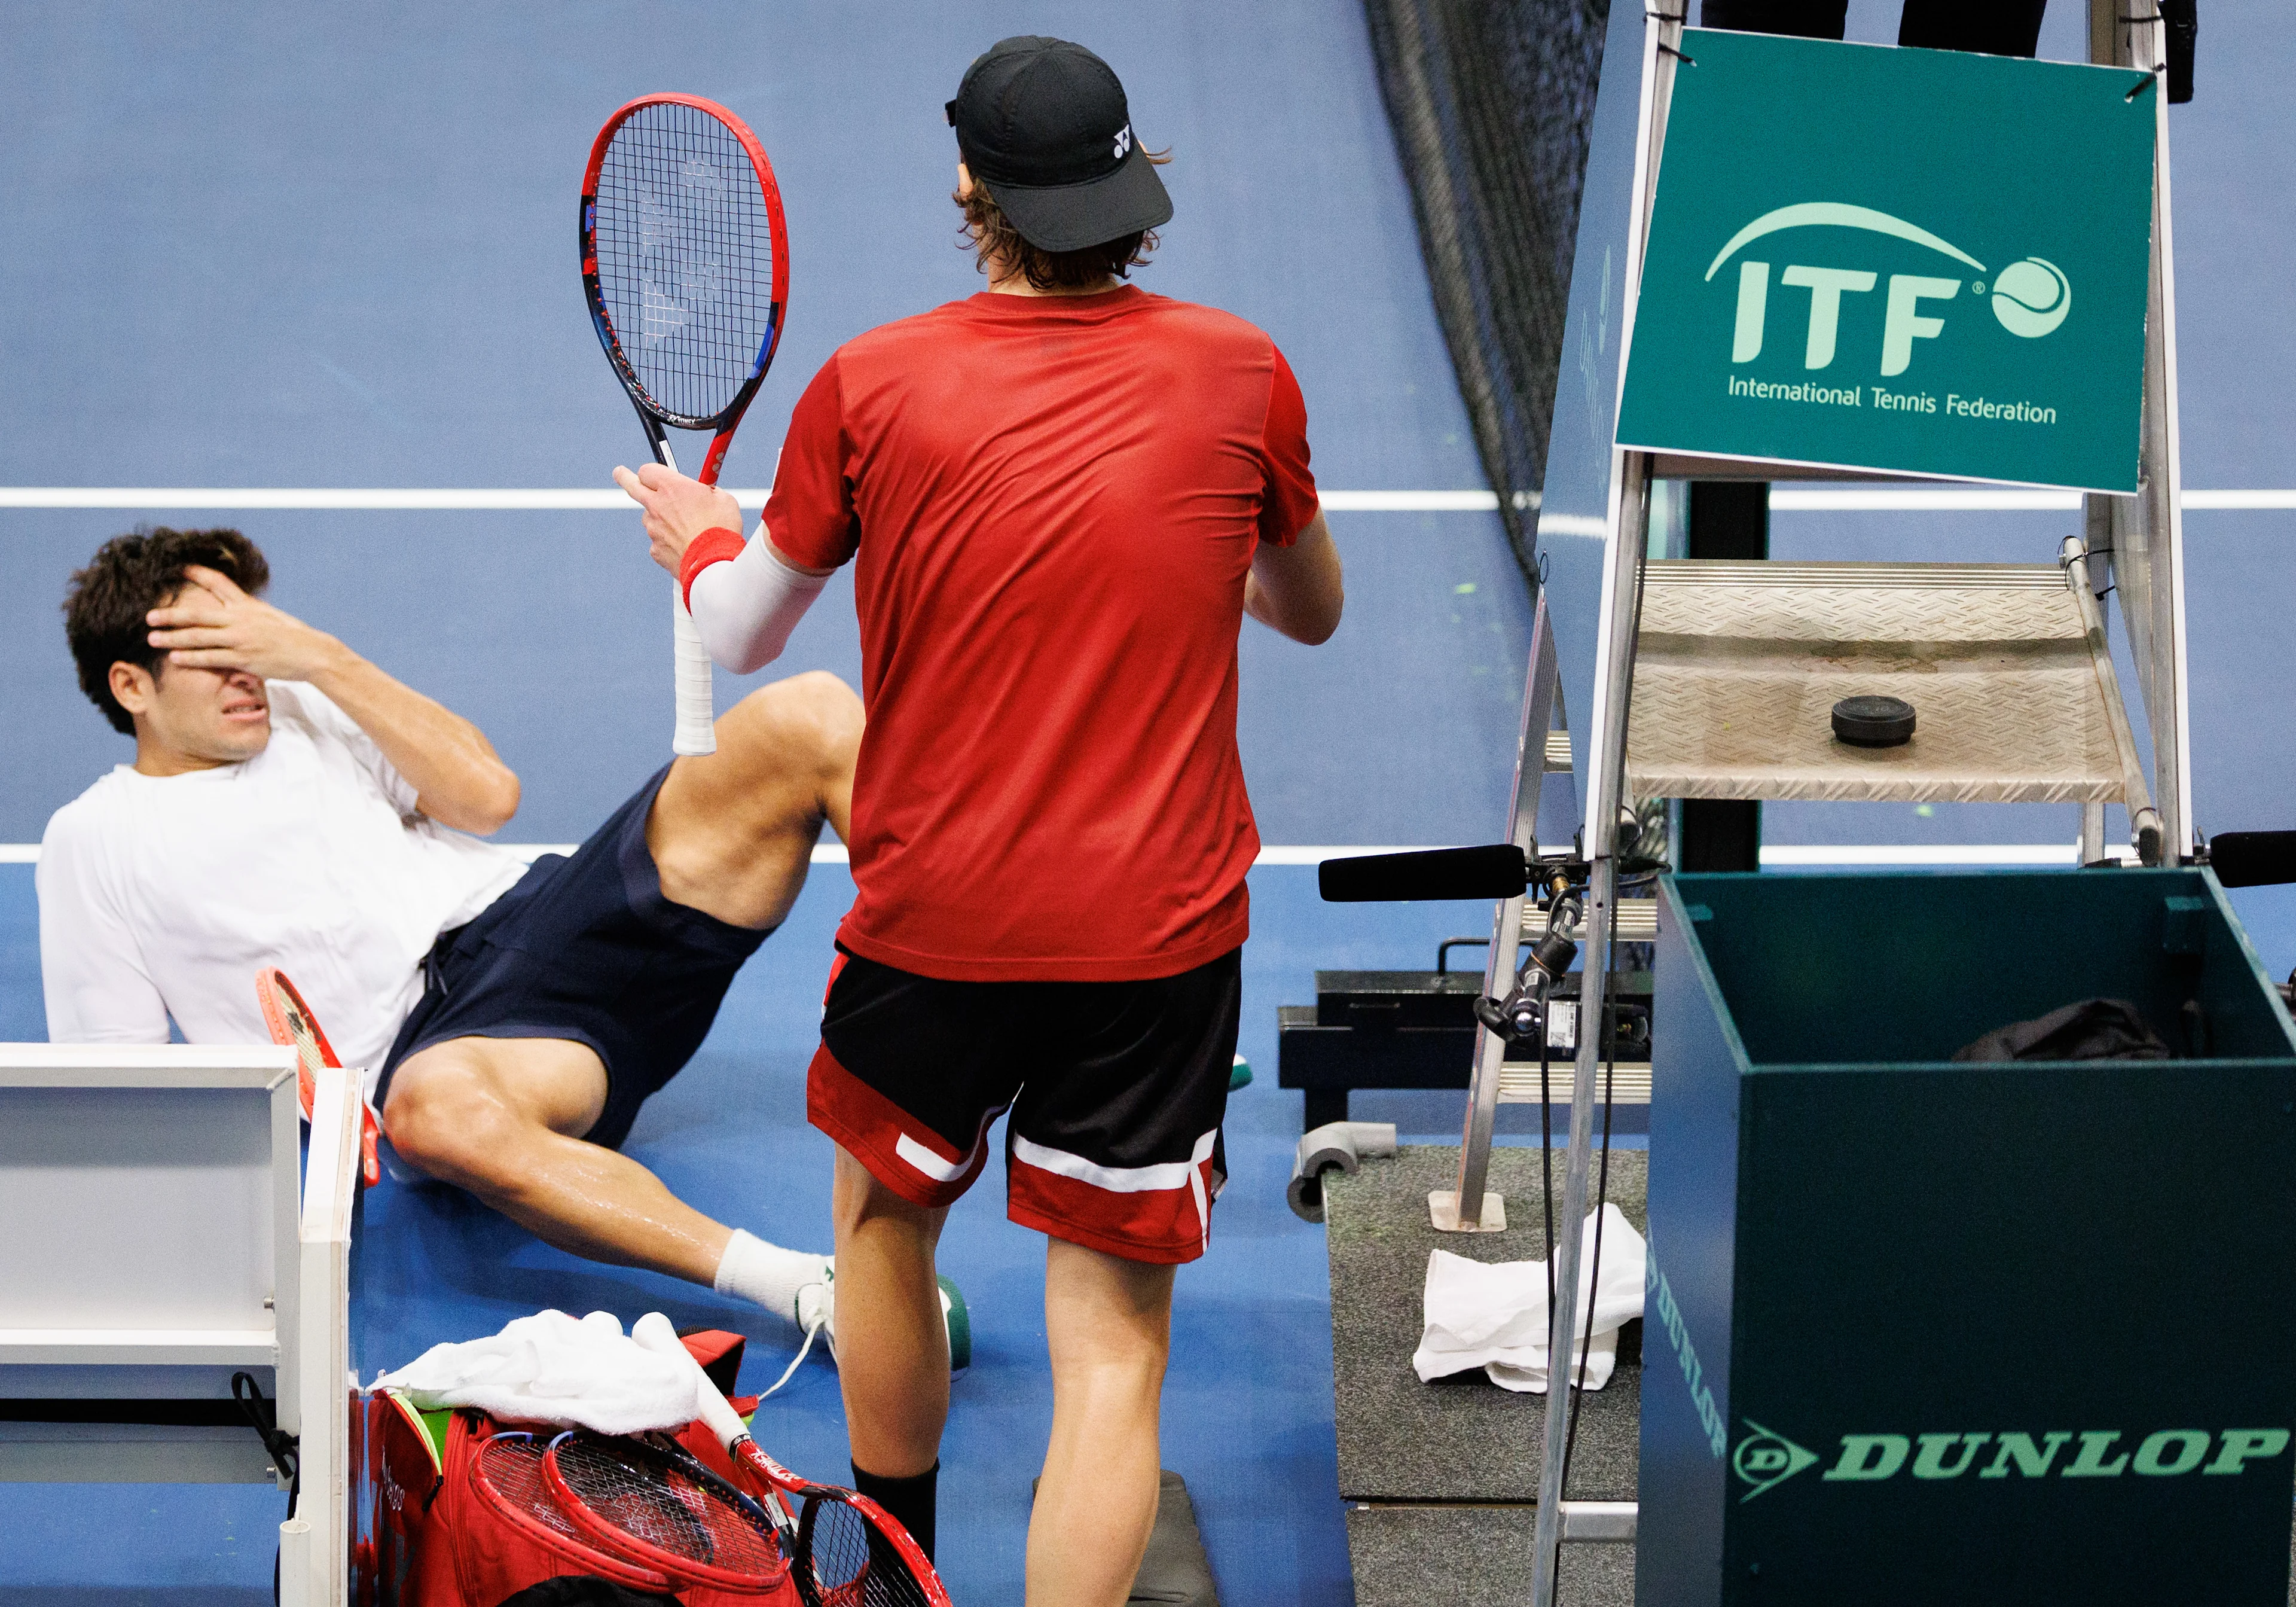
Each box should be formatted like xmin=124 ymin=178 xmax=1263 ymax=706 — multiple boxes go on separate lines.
xmin=310 ymin=651 xmax=521 ymax=834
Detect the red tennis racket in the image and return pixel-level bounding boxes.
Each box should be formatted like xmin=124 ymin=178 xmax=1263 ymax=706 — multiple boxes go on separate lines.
xmin=255 ymin=967 xmax=380 ymax=1187
xmin=582 ymin=93 xmax=791 ymax=758
xmin=631 ymin=1314 xmax=950 ymax=1607
xmin=470 ymin=1431 xmax=682 ymax=1594
xmin=542 ymin=1429 xmax=788 ymax=1591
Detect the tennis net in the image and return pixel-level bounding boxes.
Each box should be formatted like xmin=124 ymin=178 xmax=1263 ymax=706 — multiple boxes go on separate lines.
xmin=1359 ymin=0 xmax=1613 ymax=590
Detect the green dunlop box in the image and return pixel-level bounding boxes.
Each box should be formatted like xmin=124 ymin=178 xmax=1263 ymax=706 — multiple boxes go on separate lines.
xmin=1644 ymin=871 xmax=2296 ymax=1605
xmin=1616 ymin=32 xmax=2155 ymax=491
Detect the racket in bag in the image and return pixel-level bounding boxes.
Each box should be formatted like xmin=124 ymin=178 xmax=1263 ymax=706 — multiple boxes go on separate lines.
xmin=364 ymin=1331 xmax=792 ymax=1607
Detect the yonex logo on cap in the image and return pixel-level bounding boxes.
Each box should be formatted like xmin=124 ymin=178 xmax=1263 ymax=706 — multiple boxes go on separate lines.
xmin=1113 ymin=124 xmax=1133 ymax=160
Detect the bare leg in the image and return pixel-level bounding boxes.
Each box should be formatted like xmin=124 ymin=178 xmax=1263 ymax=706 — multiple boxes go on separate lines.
xmin=1026 ymin=1239 xmax=1176 ymax=1607
xmin=831 ymin=1146 xmax=951 ymax=1476
xmin=651 ymin=669 xmax=863 ymax=929
xmin=383 ymin=671 xmax=866 ymax=1284
xmin=382 ymin=1035 xmax=731 ymax=1283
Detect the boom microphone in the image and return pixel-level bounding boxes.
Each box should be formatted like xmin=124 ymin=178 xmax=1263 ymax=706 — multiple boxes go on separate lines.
xmin=1319 ymin=844 xmax=1529 ymax=903
xmin=2207 ymin=830 xmax=2296 ymax=889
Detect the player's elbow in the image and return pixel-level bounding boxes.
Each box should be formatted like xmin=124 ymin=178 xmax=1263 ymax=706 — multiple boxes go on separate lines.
xmin=1289 ymin=588 xmax=1344 ymax=646
xmin=719 ymin=638 xmax=784 ymax=677
xmin=430 ymin=764 xmax=521 ymax=835
xmin=469 ymin=767 xmax=522 ymax=834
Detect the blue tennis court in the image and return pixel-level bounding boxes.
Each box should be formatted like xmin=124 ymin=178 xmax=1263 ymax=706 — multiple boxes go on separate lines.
xmin=1 ymin=1 xmax=2291 ymax=1601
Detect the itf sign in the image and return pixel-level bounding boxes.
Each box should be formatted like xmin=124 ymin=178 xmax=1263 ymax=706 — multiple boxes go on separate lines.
xmin=1616 ymin=32 xmax=2157 ymax=492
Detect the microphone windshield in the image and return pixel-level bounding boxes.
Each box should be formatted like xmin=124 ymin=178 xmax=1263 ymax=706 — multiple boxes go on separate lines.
xmin=1318 ymin=844 xmax=1528 ymax=903
xmin=2209 ymin=830 xmax=2296 ymax=889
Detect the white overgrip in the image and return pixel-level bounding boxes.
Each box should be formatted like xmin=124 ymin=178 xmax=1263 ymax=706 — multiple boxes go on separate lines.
xmin=671 ymin=583 xmax=718 ymax=756
xmin=630 ymin=1310 xmax=750 ymax=1449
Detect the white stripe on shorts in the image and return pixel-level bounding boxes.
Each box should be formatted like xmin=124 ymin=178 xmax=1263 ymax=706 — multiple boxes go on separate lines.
xmin=1009 ymin=1129 xmax=1218 ymax=1194
xmin=896 ymin=1131 xmax=967 ymax=1183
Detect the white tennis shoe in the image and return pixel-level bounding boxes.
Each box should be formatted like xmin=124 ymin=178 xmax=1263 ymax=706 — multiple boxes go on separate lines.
xmin=794 ymin=1266 xmax=972 ymax=1374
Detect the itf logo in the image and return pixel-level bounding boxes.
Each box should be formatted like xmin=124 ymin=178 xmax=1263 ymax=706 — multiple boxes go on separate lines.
xmin=1610 ymin=26 xmax=2153 ymax=489
xmin=1708 ymin=203 xmax=2071 ymax=377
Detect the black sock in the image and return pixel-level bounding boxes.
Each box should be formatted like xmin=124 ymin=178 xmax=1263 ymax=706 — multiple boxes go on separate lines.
xmin=851 ymin=1459 xmax=939 ymax=1562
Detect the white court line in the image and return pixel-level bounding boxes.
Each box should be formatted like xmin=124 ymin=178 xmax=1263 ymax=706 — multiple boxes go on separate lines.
xmin=1 ymin=487 xmax=2289 ymax=514
xmin=0 ymin=843 xmax=1433 ymax=866
xmin=0 ymin=487 xmax=1498 ymax=513
xmin=0 ymin=842 xmax=2140 ymax=869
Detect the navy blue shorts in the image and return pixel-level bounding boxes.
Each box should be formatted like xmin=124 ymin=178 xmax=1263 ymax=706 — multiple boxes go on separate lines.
xmin=375 ymin=765 xmax=772 ymax=1152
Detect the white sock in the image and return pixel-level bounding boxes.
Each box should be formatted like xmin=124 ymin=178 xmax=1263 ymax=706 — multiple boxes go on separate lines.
xmin=713 ymin=1229 xmax=832 ymax=1328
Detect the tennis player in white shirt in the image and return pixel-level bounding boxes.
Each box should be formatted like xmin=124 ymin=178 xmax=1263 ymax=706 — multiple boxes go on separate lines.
xmin=37 ymin=525 xmax=966 ymax=1361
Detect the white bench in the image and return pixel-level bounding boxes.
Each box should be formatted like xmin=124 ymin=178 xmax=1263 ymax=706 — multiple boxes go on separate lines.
xmin=0 ymin=1044 xmax=358 ymax=1605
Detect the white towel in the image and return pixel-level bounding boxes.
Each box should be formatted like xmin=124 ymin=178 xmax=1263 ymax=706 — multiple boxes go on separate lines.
xmin=1412 ymin=1205 xmax=1647 ymax=1393
xmin=371 ymin=1309 xmax=700 ymax=1435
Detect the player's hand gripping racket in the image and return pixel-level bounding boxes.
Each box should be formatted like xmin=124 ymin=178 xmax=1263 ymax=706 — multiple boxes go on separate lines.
xmin=632 ymin=1313 xmax=952 ymax=1607
xmin=581 ymin=94 xmax=790 ymax=757
xmin=255 ymin=968 xmax=380 ymax=1187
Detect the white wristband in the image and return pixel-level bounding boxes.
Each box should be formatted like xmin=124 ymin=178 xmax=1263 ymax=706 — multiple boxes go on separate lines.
xmin=687 ymin=527 xmax=829 ymax=675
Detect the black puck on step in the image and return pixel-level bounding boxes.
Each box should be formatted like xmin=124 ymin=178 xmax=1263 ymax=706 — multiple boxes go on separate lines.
xmin=1832 ymin=695 xmax=1916 ymax=747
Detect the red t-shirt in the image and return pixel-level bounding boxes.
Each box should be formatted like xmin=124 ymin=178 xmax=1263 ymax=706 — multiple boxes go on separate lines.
xmin=765 ymin=285 xmax=1320 ymax=982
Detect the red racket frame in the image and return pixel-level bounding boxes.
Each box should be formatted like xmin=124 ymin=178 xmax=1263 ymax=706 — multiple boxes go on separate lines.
xmin=255 ymin=966 xmax=380 ymax=1186
xmin=541 ymin=1429 xmax=788 ymax=1593
xmin=469 ymin=1431 xmax=680 ymax=1595
xmin=579 ymin=92 xmax=791 ymax=488
xmin=720 ymin=1437 xmax=949 ymax=1607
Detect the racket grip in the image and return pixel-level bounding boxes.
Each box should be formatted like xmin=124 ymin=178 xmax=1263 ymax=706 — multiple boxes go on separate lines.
xmin=633 ymin=1312 xmax=750 ymax=1450
xmin=672 ymin=582 xmax=718 ymax=756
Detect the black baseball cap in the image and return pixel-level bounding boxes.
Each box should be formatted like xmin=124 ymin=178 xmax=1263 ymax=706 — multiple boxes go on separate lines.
xmin=945 ymin=36 xmax=1173 ymax=254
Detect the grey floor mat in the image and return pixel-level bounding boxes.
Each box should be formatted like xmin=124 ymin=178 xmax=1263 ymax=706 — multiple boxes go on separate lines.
xmin=1324 ymin=1143 xmax=1647 ymax=1502
xmin=1346 ymin=1505 xmax=1633 ymax=1607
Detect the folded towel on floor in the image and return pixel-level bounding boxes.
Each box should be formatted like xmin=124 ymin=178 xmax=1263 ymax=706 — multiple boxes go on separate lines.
xmin=371 ymin=1309 xmax=698 ymax=1435
xmin=1412 ymin=1204 xmax=1647 ymax=1393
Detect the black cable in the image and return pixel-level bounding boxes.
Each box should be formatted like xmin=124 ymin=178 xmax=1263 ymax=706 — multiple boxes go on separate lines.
xmin=1558 ymin=983 xmax=1620 ymax=1504
xmin=1538 ymin=974 xmax=1557 ymax=1318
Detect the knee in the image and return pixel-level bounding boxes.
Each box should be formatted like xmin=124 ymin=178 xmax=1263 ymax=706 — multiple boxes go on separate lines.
xmin=741 ymin=671 xmax=862 ymax=769
xmin=381 ymin=1062 xmax=521 ymax=1188
xmin=832 ymin=1146 xmax=946 ymax=1243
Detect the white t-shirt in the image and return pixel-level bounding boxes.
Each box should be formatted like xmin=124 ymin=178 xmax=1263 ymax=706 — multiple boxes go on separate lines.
xmin=38 ymin=682 xmax=530 ymax=1092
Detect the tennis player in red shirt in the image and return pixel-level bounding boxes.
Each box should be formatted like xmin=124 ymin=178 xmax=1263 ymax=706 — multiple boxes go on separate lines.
xmin=618 ymin=36 xmax=1343 ymax=1604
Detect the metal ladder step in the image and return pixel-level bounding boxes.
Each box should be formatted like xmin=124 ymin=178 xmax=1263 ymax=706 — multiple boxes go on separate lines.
xmin=1525 ymin=899 xmax=1659 ymax=943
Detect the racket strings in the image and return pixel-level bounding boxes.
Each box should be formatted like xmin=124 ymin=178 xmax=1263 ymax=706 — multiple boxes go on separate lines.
xmin=550 ymin=1433 xmax=783 ymax=1577
xmin=474 ymin=1434 xmax=587 ymax=1540
xmin=798 ymin=1495 xmax=935 ymax=1607
xmin=594 ymin=100 xmax=777 ymax=425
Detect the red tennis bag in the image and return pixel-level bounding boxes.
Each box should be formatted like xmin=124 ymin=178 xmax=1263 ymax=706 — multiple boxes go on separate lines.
xmin=362 ymin=1329 xmax=797 ymax=1607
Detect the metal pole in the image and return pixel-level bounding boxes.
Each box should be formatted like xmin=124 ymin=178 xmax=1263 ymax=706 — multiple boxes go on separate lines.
xmin=1447 ymin=593 xmax=1561 ymax=1231
xmin=1531 ymin=8 xmax=1672 ymax=1600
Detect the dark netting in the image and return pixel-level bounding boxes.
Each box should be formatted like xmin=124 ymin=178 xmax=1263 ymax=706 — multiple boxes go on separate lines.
xmin=1360 ymin=0 xmax=1613 ymax=590
xmin=592 ymin=101 xmax=777 ymax=427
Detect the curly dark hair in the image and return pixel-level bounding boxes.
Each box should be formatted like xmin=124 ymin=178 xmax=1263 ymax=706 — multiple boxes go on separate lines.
xmin=954 ymin=151 xmax=1172 ymax=292
xmin=64 ymin=526 xmax=270 ymax=735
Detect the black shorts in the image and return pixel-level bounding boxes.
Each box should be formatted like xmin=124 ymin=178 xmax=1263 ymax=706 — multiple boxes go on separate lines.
xmin=806 ymin=945 xmax=1240 ymax=1264
xmin=375 ymin=764 xmax=771 ymax=1152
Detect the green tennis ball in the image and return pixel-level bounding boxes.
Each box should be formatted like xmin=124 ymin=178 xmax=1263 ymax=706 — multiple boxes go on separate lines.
xmin=1992 ymin=257 xmax=2071 ymax=337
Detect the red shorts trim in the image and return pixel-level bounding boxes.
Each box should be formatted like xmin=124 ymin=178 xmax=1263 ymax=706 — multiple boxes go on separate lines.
xmin=806 ymin=1045 xmax=992 ymax=1210
xmin=1006 ymin=1132 xmax=1220 ymax=1265
xmin=806 ymin=946 xmax=1241 ymax=1263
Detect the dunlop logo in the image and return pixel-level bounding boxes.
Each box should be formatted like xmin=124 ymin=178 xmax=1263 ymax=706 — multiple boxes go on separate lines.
xmin=1733 ymin=1424 xmax=2290 ymax=1502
